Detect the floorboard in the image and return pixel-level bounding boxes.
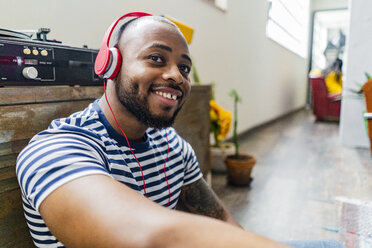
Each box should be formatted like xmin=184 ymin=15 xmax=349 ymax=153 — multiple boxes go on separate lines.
xmin=211 ymin=109 xmax=372 ymax=247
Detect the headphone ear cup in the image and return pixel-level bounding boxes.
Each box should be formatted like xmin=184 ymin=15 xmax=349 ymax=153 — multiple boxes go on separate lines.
xmin=104 ymin=47 xmax=122 ymax=79
xmin=95 ymin=12 xmax=152 ymax=79
xmin=94 ymin=47 xmax=110 ymax=76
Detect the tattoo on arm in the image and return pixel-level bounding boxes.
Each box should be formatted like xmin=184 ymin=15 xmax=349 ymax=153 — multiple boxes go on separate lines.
xmin=177 ymin=178 xmax=226 ymax=221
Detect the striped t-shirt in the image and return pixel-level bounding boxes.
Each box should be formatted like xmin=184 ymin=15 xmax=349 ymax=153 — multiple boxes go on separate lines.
xmin=16 ymin=100 xmax=202 ymax=247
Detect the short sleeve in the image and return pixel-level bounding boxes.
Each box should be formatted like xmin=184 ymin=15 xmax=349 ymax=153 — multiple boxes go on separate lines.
xmin=16 ymin=133 xmax=110 ymax=211
xmin=180 ymin=138 xmax=203 ymax=185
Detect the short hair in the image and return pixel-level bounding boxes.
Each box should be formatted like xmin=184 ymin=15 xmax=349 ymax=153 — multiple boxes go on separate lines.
xmin=113 ymin=16 xmax=178 ymax=46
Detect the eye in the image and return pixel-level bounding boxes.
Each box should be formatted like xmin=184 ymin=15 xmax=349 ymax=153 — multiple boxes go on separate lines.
xmin=179 ymin=65 xmax=191 ymax=74
xmin=150 ymin=55 xmax=164 ymax=63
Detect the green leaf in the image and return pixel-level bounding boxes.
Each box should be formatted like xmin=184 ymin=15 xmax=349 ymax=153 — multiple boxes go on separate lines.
xmin=365 ymin=72 xmax=371 ymax=80
xmin=229 ymin=89 xmax=242 ymax=102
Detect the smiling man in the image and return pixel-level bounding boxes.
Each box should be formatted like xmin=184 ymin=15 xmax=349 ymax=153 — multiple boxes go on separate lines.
xmin=16 ymin=15 xmax=344 ymax=248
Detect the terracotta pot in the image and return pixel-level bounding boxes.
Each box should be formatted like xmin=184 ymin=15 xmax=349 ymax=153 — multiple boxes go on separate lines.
xmin=363 ymin=79 xmax=372 ymax=155
xmin=224 ymin=154 xmax=256 ymax=186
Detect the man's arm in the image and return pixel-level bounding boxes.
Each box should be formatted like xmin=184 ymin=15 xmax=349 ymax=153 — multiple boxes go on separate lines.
xmin=176 ymin=177 xmax=241 ymax=227
xmin=40 ymin=174 xmax=289 ymax=248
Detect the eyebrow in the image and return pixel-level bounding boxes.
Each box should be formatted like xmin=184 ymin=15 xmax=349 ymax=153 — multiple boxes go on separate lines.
xmin=182 ymin=54 xmax=192 ymax=65
xmin=149 ymin=43 xmax=192 ymax=65
xmin=151 ymin=43 xmax=172 ymax=52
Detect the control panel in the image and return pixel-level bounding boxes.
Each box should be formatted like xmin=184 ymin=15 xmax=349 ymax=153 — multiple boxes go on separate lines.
xmin=0 ymin=37 xmax=103 ymax=86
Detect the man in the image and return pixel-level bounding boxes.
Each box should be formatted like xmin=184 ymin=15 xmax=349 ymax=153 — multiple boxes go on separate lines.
xmin=16 ymin=15 xmax=343 ymax=248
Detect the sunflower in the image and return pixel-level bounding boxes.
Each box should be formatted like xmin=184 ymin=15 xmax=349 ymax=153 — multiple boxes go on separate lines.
xmin=210 ymin=100 xmax=232 ymax=147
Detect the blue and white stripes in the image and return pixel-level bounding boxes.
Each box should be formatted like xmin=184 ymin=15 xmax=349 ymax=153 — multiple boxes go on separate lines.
xmin=16 ymin=100 xmax=202 ymax=247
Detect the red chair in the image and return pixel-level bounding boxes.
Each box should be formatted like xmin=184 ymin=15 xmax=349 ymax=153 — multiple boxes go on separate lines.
xmin=309 ymin=75 xmax=341 ymax=121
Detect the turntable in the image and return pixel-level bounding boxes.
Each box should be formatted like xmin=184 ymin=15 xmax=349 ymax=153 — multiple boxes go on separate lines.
xmin=0 ymin=28 xmax=102 ymax=86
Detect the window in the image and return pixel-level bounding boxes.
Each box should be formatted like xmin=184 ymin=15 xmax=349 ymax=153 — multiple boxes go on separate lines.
xmin=266 ymin=0 xmax=310 ymax=58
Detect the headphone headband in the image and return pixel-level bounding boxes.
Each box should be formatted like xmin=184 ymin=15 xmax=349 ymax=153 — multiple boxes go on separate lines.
xmin=95 ymin=12 xmax=153 ymax=78
xmin=102 ymin=12 xmax=152 ymax=48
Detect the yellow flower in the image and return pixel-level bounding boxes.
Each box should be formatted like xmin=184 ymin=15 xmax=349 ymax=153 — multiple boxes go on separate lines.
xmin=210 ymin=100 xmax=232 ymax=145
xmin=209 ymin=100 xmax=219 ymax=122
xmin=218 ymin=110 xmax=231 ymax=140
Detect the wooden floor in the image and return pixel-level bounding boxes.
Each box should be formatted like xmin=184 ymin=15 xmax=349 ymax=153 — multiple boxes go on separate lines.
xmin=211 ymin=109 xmax=372 ymax=248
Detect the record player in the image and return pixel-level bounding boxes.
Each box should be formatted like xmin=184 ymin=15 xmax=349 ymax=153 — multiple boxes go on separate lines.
xmin=0 ymin=28 xmax=103 ymax=86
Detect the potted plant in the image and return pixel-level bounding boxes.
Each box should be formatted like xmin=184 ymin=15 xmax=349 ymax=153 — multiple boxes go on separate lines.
xmin=224 ymin=89 xmax=256 ymax=186
xmin=361 ymin=73 xmax=372 ymax=155
xmin=348 ymin=72 xmax=372 ymax=155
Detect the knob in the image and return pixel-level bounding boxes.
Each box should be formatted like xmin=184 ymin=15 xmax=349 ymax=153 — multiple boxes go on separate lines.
xmin=40 ymin=50 xmax=48 ymax=56
xmin=23 ymin=48 xmax=31 ymax=55
xmin=22 ymin=67 xmax=38 ymax=79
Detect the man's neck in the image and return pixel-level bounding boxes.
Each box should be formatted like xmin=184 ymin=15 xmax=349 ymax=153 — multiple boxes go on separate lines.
xmin=98 ymin=81 xmax=148 ymax=142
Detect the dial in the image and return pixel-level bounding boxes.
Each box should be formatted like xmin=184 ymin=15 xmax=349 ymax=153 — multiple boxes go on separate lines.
xmin=22 ymin=67 xmax=38 ymax=79
xmin=40 ymin=50 xmax=48 ymax=56
xmin=23 ymin=48 xmax=31 ymax=55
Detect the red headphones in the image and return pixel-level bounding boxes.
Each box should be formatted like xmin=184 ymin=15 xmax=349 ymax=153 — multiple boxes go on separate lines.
xmin=94 ymin=12 xmax=152 ymax=79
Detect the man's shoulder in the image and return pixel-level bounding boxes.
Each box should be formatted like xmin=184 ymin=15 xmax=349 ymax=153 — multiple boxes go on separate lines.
xmin=31 ymin=101 xmax=105 ymax=144
xmin=17 ymin=102 xmax=108 ymax=181
xmin=52 ymin=101 xmax=100 ymax=129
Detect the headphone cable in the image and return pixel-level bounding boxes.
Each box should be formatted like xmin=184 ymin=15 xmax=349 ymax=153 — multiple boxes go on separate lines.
xmin=103 ymin=80 xmax=171 ymax=206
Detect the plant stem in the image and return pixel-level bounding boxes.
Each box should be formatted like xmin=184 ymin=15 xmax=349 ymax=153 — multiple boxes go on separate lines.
xmin=214 ymin=130 xmax=220 ymax=147
xmin=233 ymin=96 xmax=239 ymax=158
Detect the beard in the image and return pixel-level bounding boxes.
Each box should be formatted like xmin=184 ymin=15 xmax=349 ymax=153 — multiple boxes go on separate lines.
xmin=115 ymin=79 xmax=184 ymax=129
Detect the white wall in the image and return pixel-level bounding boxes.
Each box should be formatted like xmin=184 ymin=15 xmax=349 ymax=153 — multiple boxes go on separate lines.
xmin=339 ymin=0 xmax=371 ymax=148
xmin=1 ymin=0 xmax=308 ymax=135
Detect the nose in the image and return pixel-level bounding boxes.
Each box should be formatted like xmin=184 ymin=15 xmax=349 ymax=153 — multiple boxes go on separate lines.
xmin=162 ymin=64 xmax=184 ymax=84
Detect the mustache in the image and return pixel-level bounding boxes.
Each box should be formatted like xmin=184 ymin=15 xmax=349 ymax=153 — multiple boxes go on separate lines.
xmin=150 ymin=83 xmax=184 ymax=95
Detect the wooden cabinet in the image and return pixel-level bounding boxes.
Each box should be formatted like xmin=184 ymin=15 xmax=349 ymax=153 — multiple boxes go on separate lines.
xmin=174 ymin=85 xmax=211 ymax=174
xmin=0 ymin=86 xmax=102 ymax=247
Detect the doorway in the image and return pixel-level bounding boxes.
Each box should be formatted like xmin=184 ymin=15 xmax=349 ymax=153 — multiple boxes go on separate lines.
xmin=307 ymin=8 xmax=349 ymax=104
